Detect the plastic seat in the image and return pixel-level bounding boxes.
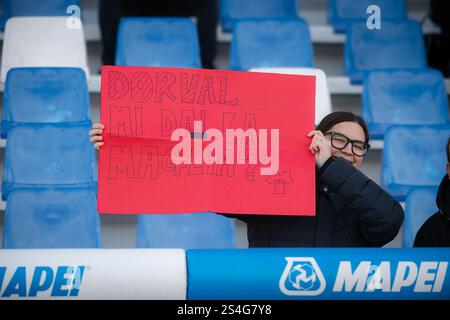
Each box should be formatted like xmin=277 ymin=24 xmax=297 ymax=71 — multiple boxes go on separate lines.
xmin=0 ymin=0 xmax=81 ymax=31
xmin=1 ymin=67 xmax=90 ymax=138
xmin=116 ymin=17 xmax=201 ymax=68
xmin=2 ymin=0 xmax=79 ymax=16
xmin=328 ymin=0 xmax=406 ymax=33
xmin=3 ymin=188 xmax=101 ymax=249
xmin=344 ymin=20 xmax=426 ymax=84
xmin=136 ymin=213 xmax=235 ymax=249
xmin=230 ymin=18 xmax=314 ymax=70
xmin=403 ymin=187 xmax=439 ymax=248
xmin=250 ymin=67 xmax=332 ymax=125
xmin=362 ymin=69 xmax=450 ymax=139
xmin=0 ymin=17 xmax=89 ymax=82
xmin=381 ymin=125 xmax=450 ymax=201
xmin=2 ymin=124 xmax=96 ymax=201
xmin=220 ymin=0 xmax=299 ymax=32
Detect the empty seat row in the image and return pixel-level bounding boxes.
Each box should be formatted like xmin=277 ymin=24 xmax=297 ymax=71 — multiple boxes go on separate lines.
xmin=3 ymin=188 xmax=234 ymax=249
xmin=0 ymin=0 xmax=79 ymax=30
xmin=4 ymin=185 xmax=443 ymax=249
xmin=0 ymin=0 xmax=408 ymax=35
xmin=221 ymin=0 xmax=408 ymax=34
xmin=0 ymin=16 xmax=429 ymax=86
xmin=230 ymin=18 xmax=427 ymax=86
xmin=116 ymin=17 xmax=314 ymax=70
xmin=3 ymin=183 xmax=445 ymax=250
xmin=222 ymin=1 xmax=422 ymax=84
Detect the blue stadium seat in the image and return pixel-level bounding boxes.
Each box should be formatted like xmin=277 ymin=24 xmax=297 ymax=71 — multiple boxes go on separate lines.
xmin=2 ymin=0 xmax=78 ymax=16
xmin=381 ymin=125 xmax=450 ymax=201
xmin=220 ymin=0 xmax=299 ymax=32
xmin=403 ymin=187 xmax=439 ymax=248
xmin=136 ymin=213 xmax=235 ymax=249
xmin=116 ymin=18 xmax=201 ymax=68
xmin=1 ymin=68 xmax=91 ymax=139
xmin=2 ymin=124 xmax=97 ymax=201
xmin=230 ymin=18 xmax=314 ymax=70
xmin=328 ymin=0 xmax=406 ymax=33
xmin=345 ymin=20 xmax=426 ymax=84
xmin=362 ymin=69 xmax=450 ymax=139
xmin=3 ymin=188 xmax=101 ymax=248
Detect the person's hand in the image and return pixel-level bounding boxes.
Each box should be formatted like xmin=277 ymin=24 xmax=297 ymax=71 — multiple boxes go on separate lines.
xmin=307 ymin=130 xmax=332 ymax=168
xmin=89 ymin=123 xmax=104 ymax=150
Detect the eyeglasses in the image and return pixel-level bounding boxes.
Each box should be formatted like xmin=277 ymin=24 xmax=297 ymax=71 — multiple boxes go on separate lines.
xmin=324 ymin=132 xmax=370 ymax=157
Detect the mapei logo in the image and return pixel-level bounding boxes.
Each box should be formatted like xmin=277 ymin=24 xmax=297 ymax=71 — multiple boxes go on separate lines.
xmin=0 ymin=266 xmax=86 ymax=298
xmin=279 ymin=257 xmax=326 ymax=296
xmin=333 ymin=261 xmax=448 ymax=293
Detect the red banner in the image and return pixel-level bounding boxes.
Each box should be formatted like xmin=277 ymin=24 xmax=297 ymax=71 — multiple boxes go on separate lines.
xmin=98 ymin=66 xmax=316 ymax=215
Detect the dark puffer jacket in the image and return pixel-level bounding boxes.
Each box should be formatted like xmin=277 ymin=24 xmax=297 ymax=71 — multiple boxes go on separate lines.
xmin=222 ymin=157 xmax=404 ymax=247
xmin=414 ymin=175 xmax=450 ymax=247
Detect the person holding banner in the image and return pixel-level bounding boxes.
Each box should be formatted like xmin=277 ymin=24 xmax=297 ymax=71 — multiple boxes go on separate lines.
xmin=219 ymin=112 xmax=403 ymax=247
xmin=89 ymin=111 xmax=404 ymax=248
xmin=414 ymin=138 xmax=450 ymax=247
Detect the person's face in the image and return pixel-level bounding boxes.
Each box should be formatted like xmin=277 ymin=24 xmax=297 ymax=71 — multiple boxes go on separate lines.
xmin=326 ymin=121 xmax=367 ymax=168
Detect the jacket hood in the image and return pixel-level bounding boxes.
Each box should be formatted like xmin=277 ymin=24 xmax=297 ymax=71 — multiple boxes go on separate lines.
xmin=437 ymin=175 xmax=450 ymax=218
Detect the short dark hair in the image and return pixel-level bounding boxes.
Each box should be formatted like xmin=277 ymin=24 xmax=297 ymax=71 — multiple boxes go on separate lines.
xmin=316 ymin=111 xmax=370 ymax=144
xmin=447 ymin=137 xmax=450 ymax=163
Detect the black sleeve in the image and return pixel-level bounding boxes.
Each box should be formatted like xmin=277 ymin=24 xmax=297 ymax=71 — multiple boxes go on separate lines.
xmin=413 ymin=217 xmax=434 ymax=247
xmin=216 ymin=212 xmax=254 ymax=224
xmin=413 ymin=227 xmax=426 ymax=247
xmin=320 ymin=157 xmax=404 ymax=246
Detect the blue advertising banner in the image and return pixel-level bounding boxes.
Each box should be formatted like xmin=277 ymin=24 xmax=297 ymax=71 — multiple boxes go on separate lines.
xmin=187 ymin=249 xmax=450 ymax=300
